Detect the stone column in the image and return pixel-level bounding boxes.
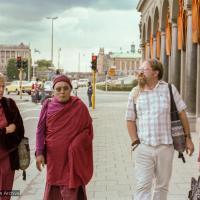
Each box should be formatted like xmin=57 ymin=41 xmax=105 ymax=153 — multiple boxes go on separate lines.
xmin=153 ymin=37 xmax=157 ymax=59
xmin=180 ymin=50 xmax=186 ymax=98
xmin=146 ymin=41 xmax=150 ymax=59
xmin=124 ymin=62 xmax=127 ymax=75
xmin=160 ymin=31 xmax=168 ymax=82
xmin=170 ymin=22 xmax=181 ymax=91
xmin=185 ymin=5 xmax=197 ymax=114
xmin=196 ymin=44 xmax=200 ymax=117
xmin=120 ymin=60 xmax=122 ymax=71
xmin=196 ymin=44 xmax=200 ymax=133
xmin=140 ymin=43 xmax=145 ymax=61
xmin=168 ymin=55 xmax=171 ymax=82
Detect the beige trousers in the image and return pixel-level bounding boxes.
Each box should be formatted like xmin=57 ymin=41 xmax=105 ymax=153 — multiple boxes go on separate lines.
xmin=134 ymin=144 xmax=174 ymax=200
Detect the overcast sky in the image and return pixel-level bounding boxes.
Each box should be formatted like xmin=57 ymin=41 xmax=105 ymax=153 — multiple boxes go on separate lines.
xmin=0 ymin=0 xmax=140 ymax=72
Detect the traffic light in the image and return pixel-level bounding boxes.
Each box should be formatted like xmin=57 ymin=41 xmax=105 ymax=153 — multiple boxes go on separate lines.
xmin=22 ymin=60 xmax=28 ymax=68
xmin=16 ymin=56 xmax=22 ymax=68
xmin=91 ymin=55 xmax=97 ymax=71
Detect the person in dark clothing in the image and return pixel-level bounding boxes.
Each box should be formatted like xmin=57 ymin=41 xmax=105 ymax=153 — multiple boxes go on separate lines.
xmin=87 ymin=81 xmax=92 ymax=107
xmin=0 ymin=73 xmax=25 ymax=199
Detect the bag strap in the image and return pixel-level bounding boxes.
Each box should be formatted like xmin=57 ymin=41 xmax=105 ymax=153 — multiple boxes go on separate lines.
xmin=168 ymin=84 xmax=180 ymax=121
xmin=168 ymin=84 xmax=178 ymax=113
xmin=132 ymin=86 xmax=140 ymax=119
xmin=168 ymin=84 xmax=186 ymax=163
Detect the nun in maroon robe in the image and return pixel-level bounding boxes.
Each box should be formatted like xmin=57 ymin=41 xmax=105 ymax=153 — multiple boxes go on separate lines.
xmin=36 ymin=75 xmax=93 ymax=200
xmin=0 ymin=73 xmax=24 ymax=200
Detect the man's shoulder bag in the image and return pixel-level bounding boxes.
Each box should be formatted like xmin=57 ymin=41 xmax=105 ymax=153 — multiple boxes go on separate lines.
xmin=168 ymin=84 xmax=186 ymax=163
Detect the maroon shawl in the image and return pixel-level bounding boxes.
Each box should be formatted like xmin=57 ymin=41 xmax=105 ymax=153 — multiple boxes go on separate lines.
xmin=43 ymin=96 xmax=93 ymax=188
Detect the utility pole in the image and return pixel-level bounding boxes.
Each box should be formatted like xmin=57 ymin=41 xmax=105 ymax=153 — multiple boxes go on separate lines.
xmin=16 ymin=56 xmax=25 ymax=99
xmin=27 ymin=47 xmax=31 ymax=81
xmin=91 ymin=55 xmax=97 ymax=110
xmin=58 ymin=48 xmax=61 ymax=69
xmin=46 ymin=16 xmax=58 ymax=68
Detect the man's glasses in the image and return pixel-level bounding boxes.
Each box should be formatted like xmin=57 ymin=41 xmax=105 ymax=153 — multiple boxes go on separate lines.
xmin=134 ymin=68 xmax=152 ymax=74
xmin=55 ymin=86 xmax=70 ymax=92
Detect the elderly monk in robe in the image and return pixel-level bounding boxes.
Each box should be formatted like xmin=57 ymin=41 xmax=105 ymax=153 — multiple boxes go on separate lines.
xmin=36 ymin=75 xmax=93 ymax=200
xmin=0 ymin=73 xmax=24 ymax=200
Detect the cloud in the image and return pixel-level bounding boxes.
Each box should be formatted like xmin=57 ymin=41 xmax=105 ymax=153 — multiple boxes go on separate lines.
xmin=0 ymin=0 xmax=138 ymax=22
xmin=0 ymin=1 xmax=140 ymax=72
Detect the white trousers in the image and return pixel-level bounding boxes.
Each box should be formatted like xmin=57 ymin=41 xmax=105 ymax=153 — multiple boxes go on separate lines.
xmin=134 ymin=144 xmax=174 ymax=200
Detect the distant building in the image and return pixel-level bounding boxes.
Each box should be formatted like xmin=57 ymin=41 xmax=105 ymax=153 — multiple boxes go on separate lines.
xmin=0 ymin=42 xmax=31 ymax=74
xmin=97 ymin=44 xmax=142 ymax=76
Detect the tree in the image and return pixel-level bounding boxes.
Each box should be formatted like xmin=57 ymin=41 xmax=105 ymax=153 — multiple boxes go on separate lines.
xmin=36 ymin=59 xmax=51 ymax=71
xmin=22 ymin=59 xmax=33 ymax=80
xmin=6 ymin=59 xmax=18 ymax=81
xmin=34 ymin=59 xmax=52 ymax=80
xmin=6 ymin=58 xmax=33 ymax=81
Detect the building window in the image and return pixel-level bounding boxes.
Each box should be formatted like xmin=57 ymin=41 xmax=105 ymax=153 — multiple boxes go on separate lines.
xmin=122 ymin=62 xmax=125 ymax=70
xmin=1 ymin=51 xmax=5 ymax=57
xmin=136 ymin=60 xmax=140 ymax=67
xmin=11 ymin=51 xmax=15 ymax=57
xmin=126 ymin=61 xmax=129 ymax=71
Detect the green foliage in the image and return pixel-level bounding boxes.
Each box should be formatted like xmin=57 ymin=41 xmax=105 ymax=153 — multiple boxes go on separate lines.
xmin=6 ymin=58 xmax=33 ymax=81
xmin=23 ymin=59 xmax=33 ymax=80
xmin=96 ymin=79 xmax=138 ymax=91
xmin=36 ymin=59 xmax=51 ymax=71
xmin=6 ymin=59 xmax=18 ymax=81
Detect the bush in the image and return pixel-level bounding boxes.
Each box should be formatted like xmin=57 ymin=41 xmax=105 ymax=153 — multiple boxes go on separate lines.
xmin=96 ymin=79 xmax=138 ymax=91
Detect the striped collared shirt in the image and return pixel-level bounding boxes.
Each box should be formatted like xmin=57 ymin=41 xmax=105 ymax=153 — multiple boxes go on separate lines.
xmin=125 ymin=81 xmax=187 ymax=146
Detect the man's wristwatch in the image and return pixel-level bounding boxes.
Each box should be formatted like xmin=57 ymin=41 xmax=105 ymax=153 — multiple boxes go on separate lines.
xmin=184 ymin=134 xmax=192 ymax=139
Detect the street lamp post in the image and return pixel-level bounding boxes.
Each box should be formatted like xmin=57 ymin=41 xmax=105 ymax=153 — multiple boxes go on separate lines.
xmin=78 ymin=53 xmax=86 ymax=77
xmin=32 ymin=63 xmax=38 ymax=80
xmin=58 ymin=47 xmax=61 ymax=69
xmin=32 ymin=49 xmax=40 ymax=80
xmin=46 ymin=16 xmax=58 ymax=68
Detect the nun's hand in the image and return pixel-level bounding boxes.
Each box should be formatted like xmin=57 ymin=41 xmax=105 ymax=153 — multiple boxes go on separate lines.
xmin=36 ymin=155 xmax=45 ymax=172
xmin=6 ymin=124 xmax=16 ymax=134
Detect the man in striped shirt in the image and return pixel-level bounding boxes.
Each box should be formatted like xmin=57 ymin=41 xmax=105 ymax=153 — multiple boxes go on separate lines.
xmin=125 ymin=59 xmax=194 ymax=200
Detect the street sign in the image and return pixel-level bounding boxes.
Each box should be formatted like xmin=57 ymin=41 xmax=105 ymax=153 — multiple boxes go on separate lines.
xmin=108 ymin=68 xmax=115 ymax=76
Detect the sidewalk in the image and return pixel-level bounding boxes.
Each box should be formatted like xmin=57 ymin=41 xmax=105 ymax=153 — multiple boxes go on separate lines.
xmin=12 ymin=98 xmax=199 ymax=200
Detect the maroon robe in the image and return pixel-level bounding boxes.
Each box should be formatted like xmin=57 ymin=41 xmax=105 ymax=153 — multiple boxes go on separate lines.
xmin=0 ymin=107 xmax=15 ymax=200
xmin=36 ymin=96 xmax=93 ymax=199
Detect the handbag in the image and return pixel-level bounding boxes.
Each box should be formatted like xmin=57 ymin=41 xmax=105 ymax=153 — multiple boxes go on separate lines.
xmin=168 ymin=84 xmax=186 ymax=162
xmin=5 ymin=98 xmax=30 ymax=180
xmin=188 ymin=176 xmax=200 ymax=200
xmin=0 ymin=137 xmax=30 ymax=180
xmin=18 ymin=137 xmax=30 ymax=180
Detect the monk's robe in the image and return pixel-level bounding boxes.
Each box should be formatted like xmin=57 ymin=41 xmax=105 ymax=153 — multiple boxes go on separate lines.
xmin=36 ymin=96 xmax=93 ymax=200
xmin=0 ymin=107 xmax=15 ymax=200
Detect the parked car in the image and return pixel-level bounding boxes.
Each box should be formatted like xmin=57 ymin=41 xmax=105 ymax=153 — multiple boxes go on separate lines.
xmin=78 ymin=79 xmax=89 ymax=87
xmin=43 ymin=81 xmax=53 ymax=97
xmin=71 ymin=80 xmax=78 ymax=96
xmin=40 ymin=81 xmax=53 ymax=104
xmin=5 ymin=80 xmax=32 ymax=95
xmin=72 ymin=80 xmax=78 ymax=89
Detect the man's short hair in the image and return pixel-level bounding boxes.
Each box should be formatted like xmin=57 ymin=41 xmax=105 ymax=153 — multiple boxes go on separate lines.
xmin=147 ymin=59 xmax=163 ymax=80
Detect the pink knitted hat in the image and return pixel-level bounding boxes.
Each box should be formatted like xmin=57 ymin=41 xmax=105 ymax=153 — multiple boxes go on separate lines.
xmin=53 ymin=75 xmax=72 ymax=89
